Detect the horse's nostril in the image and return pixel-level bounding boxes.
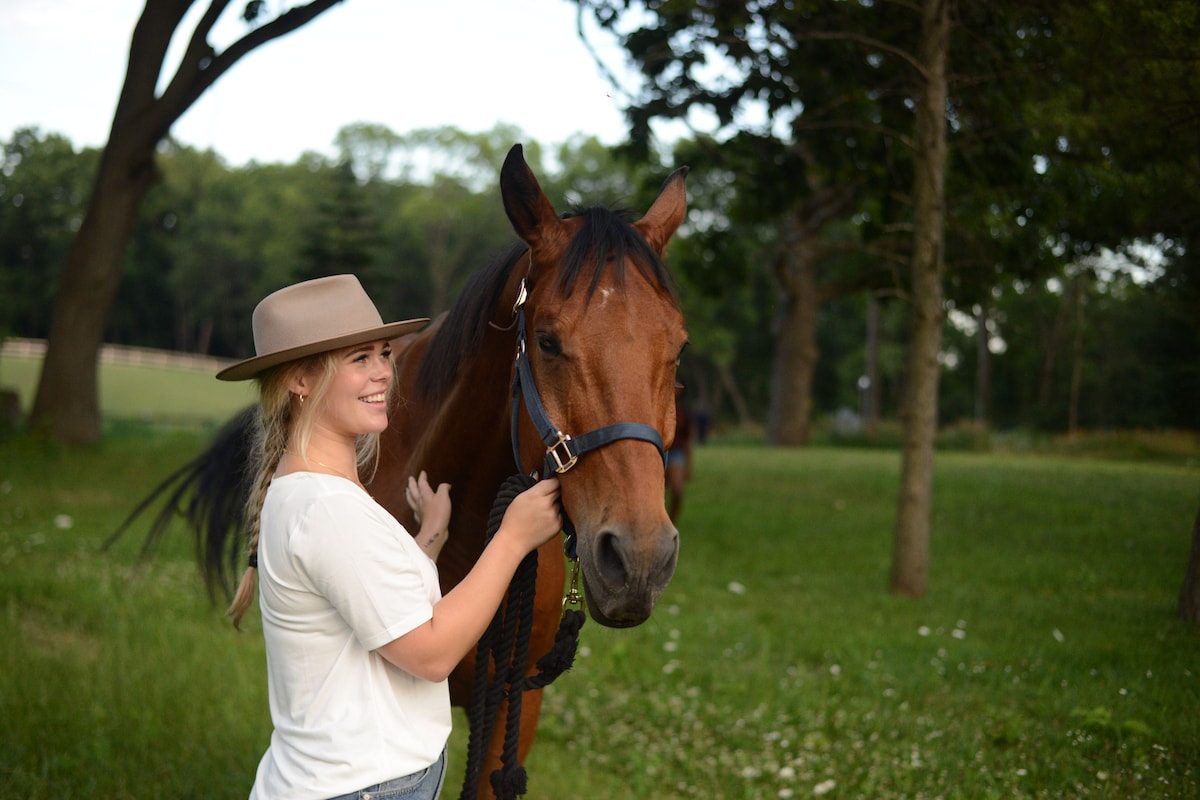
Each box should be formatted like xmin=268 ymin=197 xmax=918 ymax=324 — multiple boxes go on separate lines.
xmin=594 ymin=529 xmax=629 ymax=589
xmin=655 ymin=528 xmax=680 ymax=584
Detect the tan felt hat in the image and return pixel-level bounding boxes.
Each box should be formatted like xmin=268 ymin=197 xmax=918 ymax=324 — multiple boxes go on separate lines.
xmin=216 ymin=274 xmax=428 ymax=381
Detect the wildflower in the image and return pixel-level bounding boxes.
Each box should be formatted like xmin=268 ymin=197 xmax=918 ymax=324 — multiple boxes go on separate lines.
xmin=1052 ymin=628 xmax=1065 ymax=643
xmin=951 ymin=628 xmax=966 ymax=640
xmin=54 ymin=514 xmax=73 ymax=530
xmin=917 ymin=626 xmax=931 ymax=636
xmin=814 ymin=779 xmax=837 ymax=795
xmin=727 ymin=581 xmax=747 ymax=595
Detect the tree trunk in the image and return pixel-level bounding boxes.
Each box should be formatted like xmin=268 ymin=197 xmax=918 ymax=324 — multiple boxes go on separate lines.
xmin=974 ymin=304 xmax=991 ymax=424
xmin=889 ymin=0 xmax=949 ymax=599
xmin=1179 ymin=506 xmax=1200 ymax=625
xmin=767 ymin=235 xmax=820 ymax=446
xmin=29 ymin=143 xmax=159 ymax=444
xmin=1067 ymin=274 xmax=1086 ymax=436
xmin=716 ymin=365 xmax=752 ymax=427
xmin=1036 ymin=286 xmax=1071 ymax=430
xmin=864 ymin=293 xmax=881 ymax=428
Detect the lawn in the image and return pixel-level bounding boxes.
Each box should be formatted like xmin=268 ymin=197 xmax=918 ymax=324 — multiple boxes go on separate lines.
xmin=1 ymin=348 xmax=254 ymax=427
xmin=1 ymin=355 xmax=1198 ymax=798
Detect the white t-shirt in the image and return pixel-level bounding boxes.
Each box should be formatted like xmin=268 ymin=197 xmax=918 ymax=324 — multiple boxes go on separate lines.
xmin=248 ymin=472 xmax=450 ymax=800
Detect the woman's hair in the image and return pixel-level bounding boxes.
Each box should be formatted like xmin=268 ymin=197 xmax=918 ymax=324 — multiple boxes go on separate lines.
xmin=226 ymin=343 xmax=395 ymax=628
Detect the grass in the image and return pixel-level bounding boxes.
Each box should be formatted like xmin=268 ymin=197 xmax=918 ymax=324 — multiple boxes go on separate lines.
xmin=2 ymin=356 xmax=1199 ymax=798
xmin=524 ymin=449 xmax=1200 ymax=799
xmin=0 ymin=351 xmax=254 ymax=429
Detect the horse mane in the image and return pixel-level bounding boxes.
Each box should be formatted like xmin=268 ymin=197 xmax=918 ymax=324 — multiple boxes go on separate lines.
xmin=416 ymin=206 xmax=677 ymax=403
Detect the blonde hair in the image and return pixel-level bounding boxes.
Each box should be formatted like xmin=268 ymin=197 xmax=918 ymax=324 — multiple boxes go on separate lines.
xmin=226 ymin=344 xmax=395 ymax=628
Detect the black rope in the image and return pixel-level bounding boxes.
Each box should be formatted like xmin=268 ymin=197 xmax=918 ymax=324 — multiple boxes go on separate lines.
xmin=459 ymin=474 xmax=586 ymax=800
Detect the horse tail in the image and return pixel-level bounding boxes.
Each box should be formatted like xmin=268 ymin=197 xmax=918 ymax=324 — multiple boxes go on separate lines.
xmin=105 ymin=405 xmax=257 ymax=601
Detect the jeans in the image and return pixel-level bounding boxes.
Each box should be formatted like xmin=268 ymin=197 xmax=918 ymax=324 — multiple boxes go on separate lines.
xmin=326 ymin=747 xmax=447 ymax=800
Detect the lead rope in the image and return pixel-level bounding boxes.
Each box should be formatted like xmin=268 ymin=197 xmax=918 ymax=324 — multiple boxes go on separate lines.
xmin=459 ymin=473 xmax=586 ymax=800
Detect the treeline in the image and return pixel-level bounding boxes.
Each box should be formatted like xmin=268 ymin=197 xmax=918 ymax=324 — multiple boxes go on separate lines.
xmin=1 ymin=122 xmax=1196 ymax=433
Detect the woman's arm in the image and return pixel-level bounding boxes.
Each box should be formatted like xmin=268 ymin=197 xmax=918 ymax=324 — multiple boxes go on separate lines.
xmin=377 ymin=478 xmax=562 ymax=682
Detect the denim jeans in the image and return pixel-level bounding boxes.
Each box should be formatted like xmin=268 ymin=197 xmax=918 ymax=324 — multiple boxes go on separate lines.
xmin=326 ymin=747 xmax=447 ymax=800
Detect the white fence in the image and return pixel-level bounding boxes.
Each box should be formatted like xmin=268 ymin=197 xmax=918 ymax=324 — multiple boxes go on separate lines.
xmin=1 ymin=338 xmax=234 ymax=373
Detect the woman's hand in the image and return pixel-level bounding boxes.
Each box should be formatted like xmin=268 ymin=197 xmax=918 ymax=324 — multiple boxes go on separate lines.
xmin=406 ymin=471 xmax=452 ymax=560
xmin=495 ymin=478 xmax=563 ymax=556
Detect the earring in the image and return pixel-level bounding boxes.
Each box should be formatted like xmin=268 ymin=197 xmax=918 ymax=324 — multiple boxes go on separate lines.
xmin=296 ymin=393 xmax=306 ymax=405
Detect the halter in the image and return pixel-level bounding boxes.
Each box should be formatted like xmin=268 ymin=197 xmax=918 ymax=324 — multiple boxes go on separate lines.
xmin=508 ymin=276 xmax=667 ymax=489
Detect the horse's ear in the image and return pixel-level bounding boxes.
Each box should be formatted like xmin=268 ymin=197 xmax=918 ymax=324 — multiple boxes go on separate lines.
xmin=634 ymin=166 xmax=689 ymax=254
xmin=500 ymin=144 xmax=562 ymax=250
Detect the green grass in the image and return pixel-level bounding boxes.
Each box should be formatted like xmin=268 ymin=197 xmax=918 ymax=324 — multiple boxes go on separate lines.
xmin=1 ymin=351 xmax=254 ymax=429
xmin=523 ymin=449 xmax=1200 ymax=799
xmin=2 ymin=357 xmax=1199 ymax=798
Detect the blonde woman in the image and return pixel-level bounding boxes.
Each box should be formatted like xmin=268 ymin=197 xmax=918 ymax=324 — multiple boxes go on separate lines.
xmin=217 ymin=275 xmax=562 ymax=800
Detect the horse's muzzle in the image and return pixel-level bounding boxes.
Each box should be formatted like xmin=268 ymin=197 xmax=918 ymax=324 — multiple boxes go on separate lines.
xmin=580 ymin=523 xmax=678 ymax=628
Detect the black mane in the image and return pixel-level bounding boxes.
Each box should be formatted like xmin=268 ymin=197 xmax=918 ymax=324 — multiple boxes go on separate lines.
xmin=415 ymin=206 xmax=677 ymax=403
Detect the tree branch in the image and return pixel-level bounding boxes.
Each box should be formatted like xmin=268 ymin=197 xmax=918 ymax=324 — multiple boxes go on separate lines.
xmin=795 ymin=31 xmax=930 ymax=82
xmin=153 ymin=0 xmax=345 ymax=140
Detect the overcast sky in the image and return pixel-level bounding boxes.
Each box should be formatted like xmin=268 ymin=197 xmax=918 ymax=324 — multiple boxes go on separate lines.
xmin=0 ymin=0 xmax=645 ymax=166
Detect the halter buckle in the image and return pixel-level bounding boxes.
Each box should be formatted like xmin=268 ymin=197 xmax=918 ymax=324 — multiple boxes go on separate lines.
xmin=546 ymin=433 xmax=578 ymax=473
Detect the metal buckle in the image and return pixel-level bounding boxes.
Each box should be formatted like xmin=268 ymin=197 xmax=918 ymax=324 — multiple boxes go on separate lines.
xmin=546 ymin=432 xmax=577 ymax=473
xmin=562 ymin=557 xmax=585 ymax=615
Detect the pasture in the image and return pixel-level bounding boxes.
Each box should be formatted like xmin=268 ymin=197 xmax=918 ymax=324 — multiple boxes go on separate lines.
xmin=1 ymin=354 xmax=1198 ymax=798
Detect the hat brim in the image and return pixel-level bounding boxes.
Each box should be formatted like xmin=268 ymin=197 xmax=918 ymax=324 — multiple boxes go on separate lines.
xmin=215 ymin=318 xmax=429 ymax=381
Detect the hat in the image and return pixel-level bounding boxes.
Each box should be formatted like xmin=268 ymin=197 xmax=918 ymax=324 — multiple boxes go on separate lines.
xmin=216 ymin=274 xmax=428 ymax=381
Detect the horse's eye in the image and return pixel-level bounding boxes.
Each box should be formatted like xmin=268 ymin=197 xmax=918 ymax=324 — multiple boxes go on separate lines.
xmin=675 ymin=341 xmax=689 ymax=365
xmin=536 ymin=333 xmax=562 ymax=357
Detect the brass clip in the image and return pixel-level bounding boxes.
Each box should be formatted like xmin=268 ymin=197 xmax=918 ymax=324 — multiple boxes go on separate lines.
xmin=562 ymin=557 xmax=585 ymax=615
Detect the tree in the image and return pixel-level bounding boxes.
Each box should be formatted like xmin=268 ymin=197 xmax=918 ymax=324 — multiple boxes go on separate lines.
xmin=28 ymin=0 xmax=345 ymax=445
xmin=888 ymin=0 xmax=950 ymax=598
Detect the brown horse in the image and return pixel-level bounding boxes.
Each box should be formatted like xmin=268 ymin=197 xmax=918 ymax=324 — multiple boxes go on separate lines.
xmin=377 ymin=144 xmax=688 ymax=793
xmin=117 ymin=143 xmax=688 ymax=798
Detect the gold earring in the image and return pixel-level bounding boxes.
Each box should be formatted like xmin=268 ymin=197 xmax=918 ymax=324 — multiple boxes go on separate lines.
xmin=298 ymin=393 xmax=306 ymax=405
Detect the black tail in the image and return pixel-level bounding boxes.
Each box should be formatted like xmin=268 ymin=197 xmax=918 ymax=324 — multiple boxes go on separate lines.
xmin=105 ymin=406 xmax=258 ymax=601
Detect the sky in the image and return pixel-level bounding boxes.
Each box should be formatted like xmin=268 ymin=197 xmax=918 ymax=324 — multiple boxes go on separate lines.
xmin=0 ymin=0 xmax=645 ymax=166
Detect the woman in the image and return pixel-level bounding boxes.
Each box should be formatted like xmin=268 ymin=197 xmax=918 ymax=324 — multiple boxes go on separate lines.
xmin=216 ymin=274 xmax=563 ymax=800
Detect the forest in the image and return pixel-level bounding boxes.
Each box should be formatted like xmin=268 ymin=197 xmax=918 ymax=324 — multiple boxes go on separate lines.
xmin=1 ymin=0 xmax=1198 ymax=442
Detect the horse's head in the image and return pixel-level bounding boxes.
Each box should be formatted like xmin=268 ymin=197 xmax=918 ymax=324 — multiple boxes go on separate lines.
xmin=500 ymin=144 xmax=688 ymax=628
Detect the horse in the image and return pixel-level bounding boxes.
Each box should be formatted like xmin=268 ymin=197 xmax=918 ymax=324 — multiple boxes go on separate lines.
xmin=120 ymin=143 xmax=688 ymax=798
